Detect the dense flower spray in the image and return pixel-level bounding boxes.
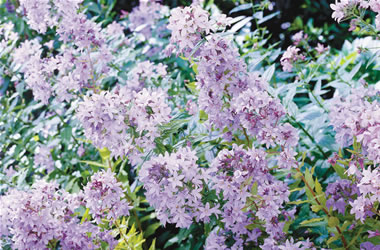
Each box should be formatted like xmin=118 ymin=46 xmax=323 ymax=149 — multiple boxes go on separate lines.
xmin=139 ymin=147 xmax=217 ymax=228
xmin=0 ymin=170 xmax=130 ymax=249
xmin=77 ymin=87 xmax=171 ymax=162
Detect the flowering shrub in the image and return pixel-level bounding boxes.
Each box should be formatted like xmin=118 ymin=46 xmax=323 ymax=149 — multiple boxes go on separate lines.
xmin=0 ymin=0 xmax=379 ymax=249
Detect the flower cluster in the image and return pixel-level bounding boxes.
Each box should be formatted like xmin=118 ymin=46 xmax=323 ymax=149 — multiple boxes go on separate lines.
xmin=128 ymin=0 xmax=165 ymax=39
xmin=0 ymin=180 xmax=114 ymax=249
xmin=291 ymin=31 xmax=307 ymax=46
xmin=19 ymin=0 xmax=104 ymax=48
xmin=208 ymin=144 xmax=291 ymax=248
xmin=76 ymin=90 xmax=131 ymax=158
xmin=196 ymin=35 xmax=249 ymax=130
xmin=326 ymin=179 xmax=360 ymax=214
xmin=0 ymin=22 xmax=17 ymax=48
xmin=330 ymin=0 xmax=380 ymax=30
xmin=139 ymin=147 xmax=216 ymax=228
xmin=349 ymin=167 xmax=379 ymax=222
xmin=329 ymin=85 xmax=380 ymax=164
xmin=0 ymin=169 xmax=131 ymax=249
xmin=77 ymin=87 xmax=171 ymax=162
xmin=280 ymin=46 xmax=305 ymax=72
xmin=167 ymin=5 xmax=231 ymax=56
xmin=126 ymin=61 xmax=167 ymax=91
xmin=13 ymin=0 xmax=116 ymax=103
xmin=83 ymin=168 xmax=131 ymax=224
xmin=34 ymin=145 xmax=54 ymax=173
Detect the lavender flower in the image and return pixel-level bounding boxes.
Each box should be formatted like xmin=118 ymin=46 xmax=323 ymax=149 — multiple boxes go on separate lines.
xmin=83 ymin=169 xmax=132 ymax=224
xmin=139 ymin=147 xmax=213 ymax=228
xmin=0 ymin=180 xmax=108 ymax=249
xmin=34 ymin=145 xmax=55 ymax=173
xmin=128 ymin=0 xmax=164 ymax=39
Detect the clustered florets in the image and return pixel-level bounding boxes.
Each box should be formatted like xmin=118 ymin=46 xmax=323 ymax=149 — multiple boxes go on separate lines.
xmin=139 ymin=147 xmax=218 ymax=228
xmin=330 ymin=0 xmax=380 ymax=30
xmin=329 ymin=85 xmax=380 ymax=164
xmin=0 ymin=169 xmax=130 ymax=249
xmin=77 ymin=87 xmax=171 ymax=162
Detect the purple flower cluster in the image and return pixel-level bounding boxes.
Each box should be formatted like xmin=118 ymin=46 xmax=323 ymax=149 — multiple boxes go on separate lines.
xmin=0 ymin=22 xmax=17 ymax=48
xmin=280 ymin=46 xmax=305 ymax=72
xmin=330 ymin=0 xmax=380 ymax=30
xmin=0 ymin=169 xmax=131 ymax=249
xmin=329 ymin=85 xmax=380 ymax=164
xmin=0 ymin=180 xmax=114 ymax=249
xmin=139 ymin=147 xmax=217 ymax=228
xmin=168 ymin=6 xmax=298 ymax=156
xmin=19 ymin=0 xmax=105 ymax=48
xmin=326 ymin=179 xmax=360 ymax=214
xmin=34 ymin=145 xmax=55 ymax=173
xmin=13 ymin=0 xmax=118 ymax=103
xmin=196 ymin=35 xmax=249 ymax=130
xmin=350 ymin=167 xmax=379 ymax=222
xmin=128 ymin=0 xmax=165 ymax=39
xmin=83 ymin=168 xmax=132 ymax=224
xmin=127 ymin=61 xmax=167 ymax=91
xmin=167 ymin=5 xmax=231 ymax=56
xmin=77 ymin=87 xmax=171 ymax=162
xmin=76 ymin=90 xmax=131 ymax=158
xmin=208 ymin=144 xmax=291 ymax=248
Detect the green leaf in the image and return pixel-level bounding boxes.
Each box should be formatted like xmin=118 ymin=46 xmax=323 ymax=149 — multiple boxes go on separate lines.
xmin=149 ymin=239 xmax=156 ymax=250
xmin=288 ymin=200 xmax=310 ymax=205
xmin=229 ymin=3 xmax=253 ymax=14
xmin=262 ymin=64 xmax=275 ymax=82
xmin=332 ymin=164 xmax=347 ymax=179
xmin=327 ymin=235 xmax=340 ymax=246
xmin=305 ymin=168 xmax=315 ymax=189
xmin=199 ymin=110 xmax=208 ymax=122
xmin=80 ymin=160 xmax=107 ymax=169
xmin=311 ymin=205 xmax=322 ymax=212
xmin=300 ymin=217 xmax=324 ymax=225
xmin=144 ymin=222 xmax=161 ymax=238
xmin=99 ymin=147 xmax=111 ymax=161
xmin=315 ymin=178 xmax=323 ymax=195
xmin=81 ymin=208 xmax=90 ymax=224
xmin=328 ymin=217 xmax=340 ymax=228
xmin=62 ymin=125 xmax=72 ymax=143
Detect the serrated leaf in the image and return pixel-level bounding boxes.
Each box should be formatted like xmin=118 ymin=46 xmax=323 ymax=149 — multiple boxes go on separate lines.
xmin=300 ymin=217 xmax=324 ymax=225
xmin=288 ymin=200 xmax=310 ymax=205
xmin=327 ymin=234 xmax=340 ymax=245
xmin=328 ymin=217 xmax=340 ymax=228
xmin=311 ymin=205 xmax=322 ymax=212
xmin=315 ymin=178 xmax=323 ymax=195
xmin=305 ymin=168 xmax=315 ymax=189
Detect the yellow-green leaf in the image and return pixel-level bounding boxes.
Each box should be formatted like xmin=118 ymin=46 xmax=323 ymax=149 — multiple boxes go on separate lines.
xmin=99 ymin=147 xmax=111 ymax=160
xmin=305 ymin=168 xmax=315 ymax=189
xmin=300 ymin=217 xmax=323 ymax=225
xmin=315 ymin=178 xmax=323 ymax=195
xmin=311 ymin=205 xmax=322 ymax=212
xmin=328 ymin=216 xmax=340 ymax=228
